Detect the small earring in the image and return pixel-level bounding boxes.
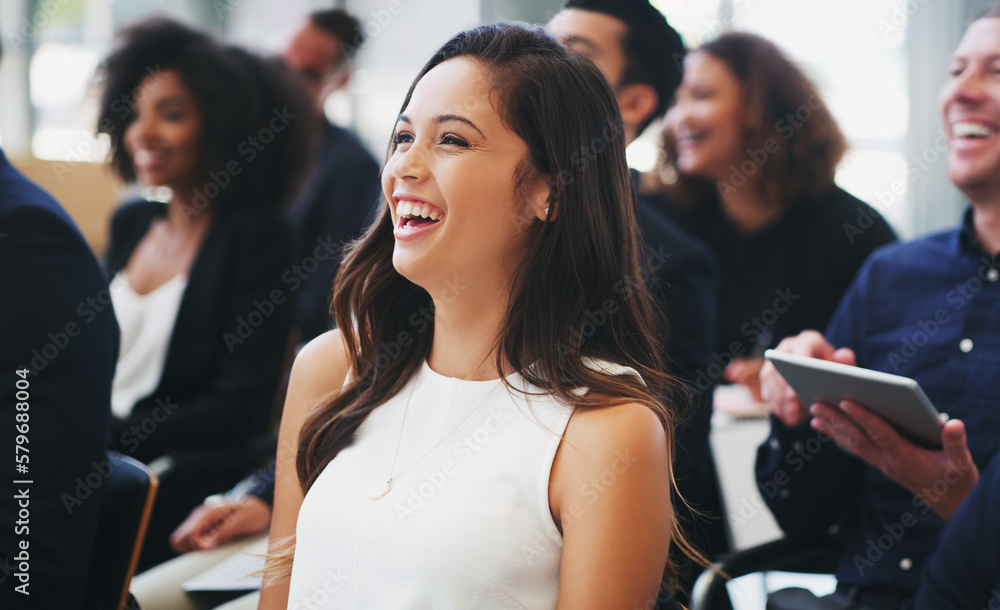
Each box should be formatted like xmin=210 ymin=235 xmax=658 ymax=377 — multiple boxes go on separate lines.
xmin=544 ymin=207 xmax=550 ymax=215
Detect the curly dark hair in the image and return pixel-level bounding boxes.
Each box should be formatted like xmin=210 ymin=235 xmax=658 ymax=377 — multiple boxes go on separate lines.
xmin=95 ymin=17 xmax=316 ymax=212
xmin=660 ymin=32 xmax=847 ymax=210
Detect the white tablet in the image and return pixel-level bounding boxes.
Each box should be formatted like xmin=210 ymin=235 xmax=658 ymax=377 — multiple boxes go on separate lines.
xmin=764 ymin=350 xmax=944 ymax=449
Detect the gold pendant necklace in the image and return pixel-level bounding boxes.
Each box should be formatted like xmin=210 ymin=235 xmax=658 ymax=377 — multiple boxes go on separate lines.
xmin=368 ymin=368 xmax=504 ymax=501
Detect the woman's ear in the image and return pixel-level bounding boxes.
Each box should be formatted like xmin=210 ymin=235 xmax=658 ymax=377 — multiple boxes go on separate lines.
xmin=617 ymin=82 xmax=659 ymax=140
xmin=529 ymin=174 xmax=555 ymax=222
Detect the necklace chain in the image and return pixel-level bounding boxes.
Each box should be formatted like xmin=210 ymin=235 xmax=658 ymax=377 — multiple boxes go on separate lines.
xmin=369 ymin=368 xmax=503 ymax=500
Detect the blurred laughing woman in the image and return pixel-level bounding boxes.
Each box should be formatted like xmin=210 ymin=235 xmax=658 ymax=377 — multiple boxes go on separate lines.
xmin=656 ymin=32 xmax=896 ymax=397
xmin=96 ymin=18 xmax=314 ymax=568
xmin=260 ymin=22 xmax=706 ymax=609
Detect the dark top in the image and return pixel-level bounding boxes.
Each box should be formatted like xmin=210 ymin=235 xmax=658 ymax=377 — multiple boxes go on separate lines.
xmin=756 ymin=208 xmax=1000 ymax=600
xmin=635 ymin=175 xmax=728 ymax=587
xmin=105 ymin=200 xmax=295 ymax=463
xmin=286 ymin=120 xmax=381 ymax=342
xmin=0 ymin=149 xmax=119 ymax=607
xmin=663 ymin=187 xmax=897 ymax=358
xmin=915 ymin=453 xmax=1000 ymax=610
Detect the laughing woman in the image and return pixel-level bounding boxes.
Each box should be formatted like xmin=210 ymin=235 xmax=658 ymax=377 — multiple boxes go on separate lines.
xmin=260 ymin=23 xmax=704 ymax=609
xmin=96 ymin=18 xmax=313 ymax=568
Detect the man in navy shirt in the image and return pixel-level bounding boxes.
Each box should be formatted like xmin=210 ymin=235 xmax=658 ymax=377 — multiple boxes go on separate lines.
xmin=757 ymin=7 xmax=1000 ymax=609
xmin=914 ymin=452 xmax=1000 ymax=610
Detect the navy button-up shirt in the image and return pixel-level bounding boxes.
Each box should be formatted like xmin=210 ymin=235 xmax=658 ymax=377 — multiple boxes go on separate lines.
xmin=756 ymin=208 xmax=1000 ymax=599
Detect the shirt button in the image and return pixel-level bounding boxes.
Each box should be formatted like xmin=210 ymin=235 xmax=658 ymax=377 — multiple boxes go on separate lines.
xmin=960 ymin=338 xmax=974 ymax=353
xmin=899 ymin=557 xmax=913 ymax=571
xmin=988 ymin=268 xmax=1000 ymax=282
xmin=792 ymin=441 xmax=804 ymax=452
xmin=779 ymin=489 xmax=792 ymax=499
xmin=770 ymin=438 xmax=780 ymax=450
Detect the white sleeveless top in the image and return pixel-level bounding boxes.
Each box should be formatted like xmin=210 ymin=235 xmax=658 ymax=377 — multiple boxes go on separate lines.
xmin=287 ymin=358 xmax=642 ymax=609
xmin=110 ymin=272 xmax=187 ymax=418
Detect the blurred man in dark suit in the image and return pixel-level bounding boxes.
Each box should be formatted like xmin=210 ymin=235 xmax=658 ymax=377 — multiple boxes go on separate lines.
xmin=0 ymin=39 xmax=120 ymax=607
xmin=548 ymin=1 xmax=725 ymax=602
xmin=281 ymin=9 xmax=382 ymax=342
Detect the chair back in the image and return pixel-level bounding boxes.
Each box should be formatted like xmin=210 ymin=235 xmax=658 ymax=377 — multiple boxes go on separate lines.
xmin=90 ymin=451 xmax=158 ymax=610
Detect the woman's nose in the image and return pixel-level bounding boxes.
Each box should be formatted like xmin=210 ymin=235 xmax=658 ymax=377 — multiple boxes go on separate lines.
xmin=390 ymin=143 xmax=428 ymax=181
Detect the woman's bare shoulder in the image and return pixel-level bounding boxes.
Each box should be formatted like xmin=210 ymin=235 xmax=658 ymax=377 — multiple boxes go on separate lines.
xmin=563 ymin=401 xmax=667 ymax=458
xmin=284 ymin=329 xmax=353 ymax=417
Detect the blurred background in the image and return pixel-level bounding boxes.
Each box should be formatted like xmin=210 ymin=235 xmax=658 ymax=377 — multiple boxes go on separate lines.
xmin=0 ymin=0 xmax=986 ymax=253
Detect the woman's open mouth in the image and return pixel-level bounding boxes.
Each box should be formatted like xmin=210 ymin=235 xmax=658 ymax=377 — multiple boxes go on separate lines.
xmin=393 ymin=199 xmax=445 ymax=240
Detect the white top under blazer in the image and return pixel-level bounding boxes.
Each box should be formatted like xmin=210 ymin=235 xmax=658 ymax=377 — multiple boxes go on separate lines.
xmin=287 ymin=357 xmax=643 ymax=609
xmin=109 ymin=272 xmax=187 ymax=418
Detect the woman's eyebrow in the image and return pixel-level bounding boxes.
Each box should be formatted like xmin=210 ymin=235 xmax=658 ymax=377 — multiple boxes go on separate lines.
xmin=395 ymin=113 xmax=486 ymax=139
xmin=435 ymin=114 xmax=486 ymax=139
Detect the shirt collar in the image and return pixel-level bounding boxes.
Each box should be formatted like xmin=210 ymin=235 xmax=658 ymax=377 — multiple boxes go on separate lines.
xmin=958 ymin=205 xmax=1000 ymax=264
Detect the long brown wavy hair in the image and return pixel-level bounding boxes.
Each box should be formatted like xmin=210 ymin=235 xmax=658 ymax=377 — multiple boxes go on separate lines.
xmin=269 ymin=22 xmax=708 ymax=598
xmin=657 ymin=32 xmax=847 ymax=211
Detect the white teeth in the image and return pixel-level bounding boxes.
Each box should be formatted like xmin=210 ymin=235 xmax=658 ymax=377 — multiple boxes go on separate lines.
xmin=396 ymin=201 xmax=443 ymax=221
xmin=953 ymin=122 xmax=997 ymax=139
xmin=135 ymin=149 xmax=158 ymax=164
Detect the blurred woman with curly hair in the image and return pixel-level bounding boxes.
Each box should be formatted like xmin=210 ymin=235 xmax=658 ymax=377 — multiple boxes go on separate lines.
xmin=95 ymin=17 xmax=314 ymax=568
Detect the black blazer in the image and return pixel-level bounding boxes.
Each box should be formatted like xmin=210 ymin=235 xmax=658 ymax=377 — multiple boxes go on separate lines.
xmin=105 ymin=200 xmax=295 ymax=463
xmin=0 ymin=149 xmax=119 ymax=607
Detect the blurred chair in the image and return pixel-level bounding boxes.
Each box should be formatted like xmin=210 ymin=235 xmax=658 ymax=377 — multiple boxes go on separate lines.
xmin=10 ymin=157 xmax=123 ymax=255
xmin=690 ymin=535 xmax=838 ymax=610
xmin=90 ymin=451 xmax=159 ymax=610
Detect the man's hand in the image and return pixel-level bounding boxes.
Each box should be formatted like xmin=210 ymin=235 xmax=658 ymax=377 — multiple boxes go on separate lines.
xmin=724 ymin=357 xmax=765 ymax=399
xmin=169 ymin=495 xmax=272 ymax=553
xmin=809 ymin=400 xmax=979 ymax=521
xmin=759 ymin=330 xmax=856 ymax=428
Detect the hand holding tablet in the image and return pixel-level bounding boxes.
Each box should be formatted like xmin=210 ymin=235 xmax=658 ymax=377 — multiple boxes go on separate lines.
xmin=764 ymin=350 xmax=945 ymax=449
